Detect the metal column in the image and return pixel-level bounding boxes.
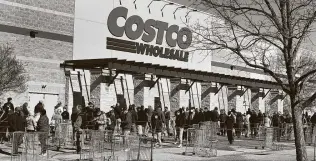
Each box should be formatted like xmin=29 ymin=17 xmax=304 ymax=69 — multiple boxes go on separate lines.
xmin=124 ymin=74 xmax=131 ymax=106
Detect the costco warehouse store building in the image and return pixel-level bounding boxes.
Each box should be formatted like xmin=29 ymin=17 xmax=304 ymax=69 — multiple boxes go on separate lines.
xmin=0 ymin=0 xmax=287 ymax=120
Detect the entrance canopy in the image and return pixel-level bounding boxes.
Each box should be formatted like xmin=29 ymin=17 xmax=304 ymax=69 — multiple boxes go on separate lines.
xmin=60 ymin=58 xmax=281 ymax=89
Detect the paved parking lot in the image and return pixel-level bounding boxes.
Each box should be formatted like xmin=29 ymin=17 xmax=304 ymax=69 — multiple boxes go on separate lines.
xmin=0 ymin=135 xmax=314 ymax=161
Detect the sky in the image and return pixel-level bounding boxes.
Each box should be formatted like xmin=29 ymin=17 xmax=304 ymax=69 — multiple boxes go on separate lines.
xmin=169 ymin=0 xmax=316 ymax=52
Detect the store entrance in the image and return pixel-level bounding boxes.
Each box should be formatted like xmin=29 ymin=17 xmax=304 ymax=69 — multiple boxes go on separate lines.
xmin=29 ymin=93 xmax=58 ymax=123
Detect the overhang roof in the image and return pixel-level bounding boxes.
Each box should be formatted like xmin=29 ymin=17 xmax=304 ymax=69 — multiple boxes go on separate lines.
xmin=60 ymin=58 xmax=282 ymax=89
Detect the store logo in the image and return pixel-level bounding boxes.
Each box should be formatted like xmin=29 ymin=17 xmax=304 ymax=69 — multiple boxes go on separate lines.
xmin=106 ymin=7 xmax=192 ymax=62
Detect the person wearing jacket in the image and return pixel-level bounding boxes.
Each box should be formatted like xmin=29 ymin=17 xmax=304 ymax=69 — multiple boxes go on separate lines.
xmin=71 ymin=105 xmax=81 ymax=140
xmin=93 ymin=108 xmax=107 ymax=130
xmin=37 ymin=109 xmax=49 ymax=156
xmin=226 ymin=111 xmax=235 ymax=144
xmin=192 ymin=108 xmax=202 ymax=125
xmin=74 ymin=107 xmax=88 ymax=153
xmin=147 ymin=105 xmax=154 ymax=133
xmin=210 ymin=107 xmax=220 ymax=122
xmin=250 ymin=110 xmax=258 ymax=138
xmin=235 ymin=112 xmax=243 ymax=138
xmin=219 ymin=110 xmax=227 ymax=136
xmin=187 ymin=107 xmax=195 ymax=127
xmin=34 ymin=103 xmax=44 ymax=128
xmin=258 ymin=110 xmax=264 ymax=126
xmin=121 ymin=107 xmax=132 ymax=151
xmin=244 ymin=113 xmax=251 ymax=137
xmin=3 ymin=98 xmax=14 ymax=112
xmin=136 ymin=106 xmax=147 ymax=136
xmin=11 ymin=107 xmax=26 ymax=155
xmin=272 ymin=112 xmax=281 ymax=141
xmin=264 ymin=114 xmax=271 ymax=127
xmin=204 ymin=108 xmax=211 ymax=121
xmin=107 ymin=109 xmax=116 ymax=131
xmin=130 ymin=105 xmax=138 ymax=134
xmin=151 ymin=107 xmax=165 ymax=148
xmin=164 ymin=107 xmax=171 ymax=137
xmin=61 ymin=106 xmax=70 ymax=121
xmin=174 ymin=108 xmax=185 ymax=148
xmin=51 ymin=109 xmax=63 ymax=136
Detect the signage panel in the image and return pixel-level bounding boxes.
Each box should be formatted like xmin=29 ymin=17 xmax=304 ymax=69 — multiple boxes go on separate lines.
xmin=74 ymin=0 xmax=212 ymax=72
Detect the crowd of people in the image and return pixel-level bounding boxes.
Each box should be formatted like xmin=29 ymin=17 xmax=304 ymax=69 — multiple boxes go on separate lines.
xmin=0 ymin=96 xmax=315 ymax=156
xmin=0 ymin=98 xmax=50 ymax=156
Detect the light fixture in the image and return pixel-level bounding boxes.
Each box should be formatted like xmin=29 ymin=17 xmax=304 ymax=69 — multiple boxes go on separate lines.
xmin=148 ymin=0 xmax=161 ymax=14
xmin=161 ymin=2 xmax=174 ymax=17
xmin=173 ymin=6 xmax=186 ymax=19
xmin=185 ymin=9 xmax=197 ymax=22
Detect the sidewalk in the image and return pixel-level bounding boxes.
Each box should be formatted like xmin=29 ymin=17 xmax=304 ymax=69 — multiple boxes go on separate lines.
xmin=0 ymin=136 xmax=314 ymax=161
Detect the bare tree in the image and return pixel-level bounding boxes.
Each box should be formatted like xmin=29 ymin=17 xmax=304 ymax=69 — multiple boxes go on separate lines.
xmin=187 ymin=0 xmax=316 ymax=160
xmin=0 ymin=44 xmax=27 ymax=95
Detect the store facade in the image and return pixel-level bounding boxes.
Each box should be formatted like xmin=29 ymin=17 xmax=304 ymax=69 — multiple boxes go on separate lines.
xmin=64 ymin=0 xmax=285 ymax=115
xmin=0 ymin=0 xmax=287 ymax=120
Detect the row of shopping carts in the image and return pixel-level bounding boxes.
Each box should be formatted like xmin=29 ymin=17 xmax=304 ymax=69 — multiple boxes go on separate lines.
xmin=182 ymin=122 xmax=218 ymax=157
xmin=6 ymin=122 xmax=154 ymax=161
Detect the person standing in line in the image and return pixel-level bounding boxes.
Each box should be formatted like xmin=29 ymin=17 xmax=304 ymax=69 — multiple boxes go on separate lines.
xmin=71 ymin=105 xmax=81 ymax=140
xmin=136 ymin=106 xmax=147 ymax=136
xmin=25 ymin=108 xmax=36 ymax=132
xmin=235 ymin=112 xmax=243 ymax=138
xmin=147 ymin=105 xmax=154 ymax=133
xmin=73 ymin=107 xmax=88 ymax=154
xmin=51 ymin=109 xmax=63 ymax=129
xmin=120 ymin=106 xmax=132 ymax=151
xmin=219 ymin=110 xmax=227 ymax=136
xmin=107 ymin=108 xmax=116 ymax=132
xmin=244 ymin=112 xmax=251 ymax=138
xmin=264 ymin=114 xmax=271 ymax=128
xmin=61 ymin=106 xmax=70 ymax=122
xmin=250 ymin=110 xmax=258 ymax=138
xmin=93 ymin=108 xmax=107 ymax=131
xmin=151 ymin=107 xmax=165 ymax=148
xmin=204 ymin=107 xmax=211 ymax=121
xmin=7 ymin=106 xmax=15 ymax=140
xmin=225 ymin=111 xmax=235 ymax=145
xmin=10 ymin=107 xmax=26 ymax=155
xmin=164 ymin=107 xmax=171 ymax=137
xmin=25 ymin=108 xmax=36 ymax=150
xmin=3 ymin=98 xmax=14 ymax=112
xmin=37 ymin=109 xmax=50 ymax=156
xmin=272 ymin=112 xmax=280 ymax=142
xmin=34 ymin=103 xmax=44 ymax=128
xmin=130 ymin=105 xmax=138 ymax=134
xmin=174 ymin=108 xmax=185 ymax=148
